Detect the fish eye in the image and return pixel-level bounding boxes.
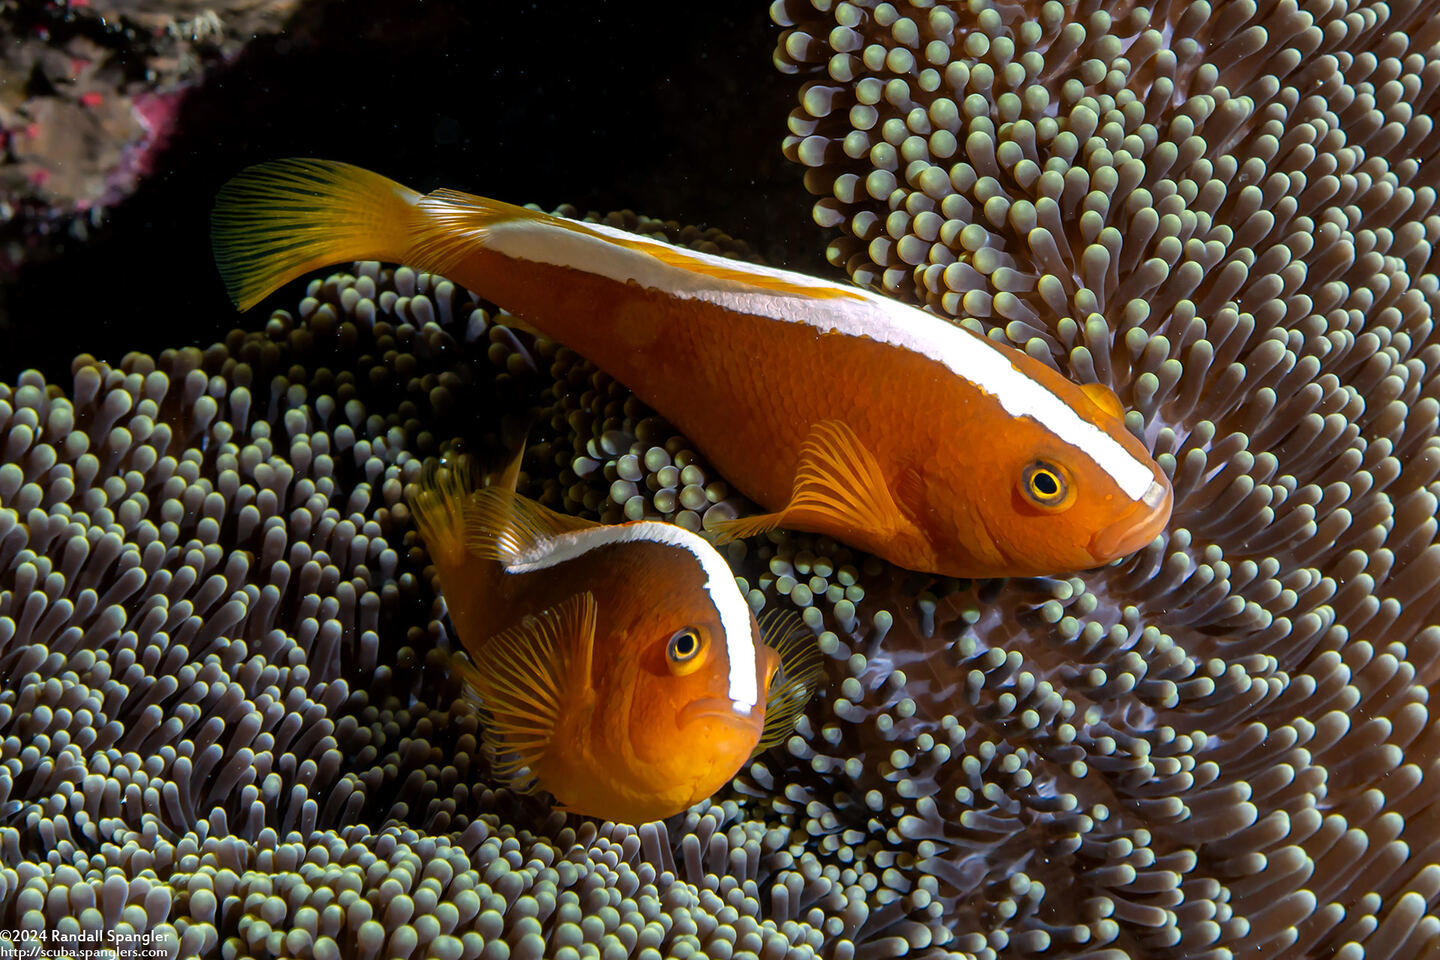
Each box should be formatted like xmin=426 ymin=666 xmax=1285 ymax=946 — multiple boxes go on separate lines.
xmin=666 ymin=628 xmax=707 ymax=674
xmin=1021 ymin=461 xmax=1070 ymax=508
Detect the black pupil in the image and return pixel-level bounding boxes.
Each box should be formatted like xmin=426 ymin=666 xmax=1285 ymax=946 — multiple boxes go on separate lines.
xmin=1034 ymin=471 xmax=1058 ymax=496
xmin=674 ymin=633 xmax=696 ymax=656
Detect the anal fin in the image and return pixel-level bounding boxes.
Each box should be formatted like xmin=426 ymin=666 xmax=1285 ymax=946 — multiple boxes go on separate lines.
xmin=706 ymin=511 xmax=783 ymax=543
xmin=492 ymin=310 xmax=548 ymax=340
xmin=710 ymin=419 xmax=913 ymax=546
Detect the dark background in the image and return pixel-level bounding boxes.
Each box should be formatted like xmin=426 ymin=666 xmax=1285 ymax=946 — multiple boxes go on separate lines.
xmin=0 ymin=0 xmax=829 ymax=384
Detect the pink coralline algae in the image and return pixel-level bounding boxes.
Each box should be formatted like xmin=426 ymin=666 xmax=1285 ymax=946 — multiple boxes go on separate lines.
xmin=0 ymin=0 xmax=302 ymax=276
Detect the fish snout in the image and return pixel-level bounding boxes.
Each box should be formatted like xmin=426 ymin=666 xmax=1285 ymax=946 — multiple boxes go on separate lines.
xmin=678 ymin=696 xmax=764 ymax=733
xmin=1088 ymin=478 xmax=1173 ymax=563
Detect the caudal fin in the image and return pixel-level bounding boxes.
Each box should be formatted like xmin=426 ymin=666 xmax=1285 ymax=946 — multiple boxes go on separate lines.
xmin=211 ymin=158 xmax=424 ymax=311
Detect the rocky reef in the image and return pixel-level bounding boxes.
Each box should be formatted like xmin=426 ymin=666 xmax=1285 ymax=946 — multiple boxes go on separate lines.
xmin=0 ymin=0 xmax=304 ymax=278
xmin=0 ymin=1 xmax=1437 ymax=959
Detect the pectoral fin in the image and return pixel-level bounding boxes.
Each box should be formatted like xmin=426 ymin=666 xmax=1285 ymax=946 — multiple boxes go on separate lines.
xmin=752 ymin=609 xmax=825 ymax=756
xmin=709 ymin=419 xmax=913 ymax=545
xmin=463 ymin=591 xmax=598 ymax=791
xmin=1082 ymin=381 xmax=1124 ymax=419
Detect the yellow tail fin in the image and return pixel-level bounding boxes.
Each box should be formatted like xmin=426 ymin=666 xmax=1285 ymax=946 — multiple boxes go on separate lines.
xmin=211 ymin=158 xmax=424 ymax=311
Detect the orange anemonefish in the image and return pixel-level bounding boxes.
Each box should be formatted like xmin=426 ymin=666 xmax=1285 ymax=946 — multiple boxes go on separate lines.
xmin=406 ymin=454 xmax=823 ymax=825
xmin=213 ymin=159 xmax=1174 ymax=578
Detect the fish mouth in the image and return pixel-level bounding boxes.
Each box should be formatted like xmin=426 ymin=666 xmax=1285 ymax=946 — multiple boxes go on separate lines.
xmin=678 ymin=697 xmax=764 ymax=732
xmin=1088 ymin=479 xmax=1173 ymax=563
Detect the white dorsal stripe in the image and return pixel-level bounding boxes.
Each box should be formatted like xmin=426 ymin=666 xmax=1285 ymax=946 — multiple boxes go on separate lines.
xmin=481 ymin=216 xmax=1156 ymax=501
xmin=502 ymin=521 xmax=759 ymax=713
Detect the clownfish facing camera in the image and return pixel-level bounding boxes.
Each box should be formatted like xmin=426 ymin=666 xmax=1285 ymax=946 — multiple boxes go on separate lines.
xmin=214 ymin=159 xmax=1173 ymax=578
xmin=407 ymin=455 xmax=822 ymax=825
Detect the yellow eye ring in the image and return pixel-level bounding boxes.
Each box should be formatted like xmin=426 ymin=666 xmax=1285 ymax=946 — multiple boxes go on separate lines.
xmin=1021 ymin=461 xmax=1070 ymax=508
xmin=666 ymin=628 xmax=707 ymax=674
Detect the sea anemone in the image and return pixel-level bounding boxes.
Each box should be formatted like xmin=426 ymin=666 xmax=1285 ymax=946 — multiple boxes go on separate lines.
xmin=0 ymin=211 xmax=954 ymax=959
xmin=769 ymin=0 xmax=1440 ymax=956
xmin=1 ymin=1 xmax=1437 ymax=958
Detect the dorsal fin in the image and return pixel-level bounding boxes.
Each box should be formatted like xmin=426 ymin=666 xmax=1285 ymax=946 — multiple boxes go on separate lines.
xmin=409 ymin=188 xmax=540 ymax=278
xmin=407 ymin=457 xmax=479 ymax=568
xmin=752 ymin=609 xmax=825 ymax=756
xmin=561 ymin=219 xmax=864 ymax=302
xmin=487 ymin=425 xmax=529 ymax=493
xmin=424 ymin=187 xmax=540 ymax=219
xmin=460 ymin=591 xmax=598 ymax=792
xmin=463 ymin=487 xmax=599 ymax=564
xmin=492 ymin=445 xmax=525 ymax=494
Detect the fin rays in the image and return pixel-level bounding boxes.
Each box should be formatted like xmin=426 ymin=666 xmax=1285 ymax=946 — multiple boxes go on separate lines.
xmin=463 ymin=592 xmax=599 ymax=791
xmin=710 ymin=419 xmax=912 ymax=546
xmin=409 ymin=191 xmax=510 ymax=280
xmin=211 ymin=158 xmax=423 ymax=311
xmin=787 ymin=420 xmax=905 ymax=537
xmin=462 ymin=487 xmax=598 ymax=564
xmin=753 ymin=610 xmax=825 ymax=755
xmin=407 ymin=457 xmax=479 ymax=568
xmin=211 ymin=157 xmax=547 ymax=315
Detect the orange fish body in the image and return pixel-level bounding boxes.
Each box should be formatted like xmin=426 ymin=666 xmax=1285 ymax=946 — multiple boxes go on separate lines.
xmin=408 ymin=460 xmax=819 ymax=824
xmin=214 ymin=159 xmax=1173 ymax=577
